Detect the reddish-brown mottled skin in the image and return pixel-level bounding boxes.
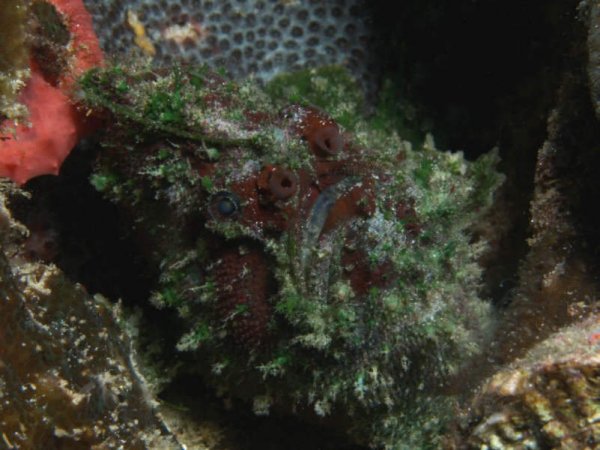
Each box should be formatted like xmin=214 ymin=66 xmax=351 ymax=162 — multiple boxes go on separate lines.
xmin=321 ymin=180 xmax=376 ymax=234
xmin=341 ymin=248 xmax=395 ymax=297
xmin=290 ymin=105 xmax=345 ymax=157
xmin=243 ymin=111 xmax=274 ymax=130
xmin=394 ymin=200 xmax=422 ymax=237
xmin=201 ymin=106 xmax=409 ymax=346
xmin=212 ymin=247 xmax=272 ymax=347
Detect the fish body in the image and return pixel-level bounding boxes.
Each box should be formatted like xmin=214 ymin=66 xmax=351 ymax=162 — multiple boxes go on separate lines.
xmin=82 ymin=64 xmax=503 ymax=448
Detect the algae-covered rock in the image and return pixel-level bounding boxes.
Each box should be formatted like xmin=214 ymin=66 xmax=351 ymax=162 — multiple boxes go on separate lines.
xmin=0 ymin=0 xmax=30 ymax=122
xmin=583 ymin=0 xmax=600 ymax=121
xmin=0 ymin=181 xmax=181 ymax=449
xmin=487 ymin=71 xmax=600 ymax=371
xmin=79 ymin=65 xmax=503 ymax=448
xmin=444 ymin=35 xmax=600 ymax=449
xmin=447 ymin=314 xmax=600 ymax=449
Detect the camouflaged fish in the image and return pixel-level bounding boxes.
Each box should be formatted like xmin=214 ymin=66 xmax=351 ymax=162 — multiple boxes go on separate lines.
xmin=80 ymin=65 xmax=502 ymax=448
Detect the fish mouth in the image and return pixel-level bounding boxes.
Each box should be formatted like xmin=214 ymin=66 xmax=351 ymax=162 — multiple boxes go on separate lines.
xmin=300 ymin=176 xmax=361 ymax=269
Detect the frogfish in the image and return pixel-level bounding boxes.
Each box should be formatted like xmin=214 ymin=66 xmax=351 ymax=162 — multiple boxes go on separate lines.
xmin=81 ymin=65 xmax=503 ymax=448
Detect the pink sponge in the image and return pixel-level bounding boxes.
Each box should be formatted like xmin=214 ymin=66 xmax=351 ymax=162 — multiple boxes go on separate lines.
xmin=0 ymin=72 xmax=80 ymax=185
xmin=0 ymin=0 xmax=103 ymax=185
xmin=51 ymin=0 xmax=104 ymax=89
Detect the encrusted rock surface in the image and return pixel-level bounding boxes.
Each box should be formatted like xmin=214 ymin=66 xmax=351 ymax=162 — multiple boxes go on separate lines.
xmin=0 ymin=0 xmax=30 ymax=123
xmin=488 ymin=74 xmax=600 ymax=368
xmin=443 ymin=14 xmax=600 ymax=447
xmin=82 ymin=0 xmax=374 ymax=88
xmin=447 ymin=314 xmax=600 ymax=449
xmin=583 ymin=0 xmax=600 ymax=120
xmin=0 ymin=182 xmax=182 ymax=449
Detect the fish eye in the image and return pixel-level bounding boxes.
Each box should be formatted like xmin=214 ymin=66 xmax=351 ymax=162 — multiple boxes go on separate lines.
xmin=209 ymin=191 xmax=241 ymax=219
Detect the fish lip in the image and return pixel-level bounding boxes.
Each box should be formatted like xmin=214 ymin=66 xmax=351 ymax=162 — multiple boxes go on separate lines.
xmin=299 ymin=176 xmax=362 ymax=269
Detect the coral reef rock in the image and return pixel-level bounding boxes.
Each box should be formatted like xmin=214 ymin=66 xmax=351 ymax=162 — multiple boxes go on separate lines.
xmin=488 ymin=72 xmax=600 ymax=368
xmin=447 ymin=314 xmax=600 ymax=449
xmin=583 ymin=0 xmax=600 ymax=121
xmin=0 ymin=182 xmax=182 ymax=449
xmin=80 ymin=64 xmax=503 ymax=448
xmin=0 ymin=0 xmax=30 ymax=122
xmin=82 ymin=0 xmax=375 ymax=87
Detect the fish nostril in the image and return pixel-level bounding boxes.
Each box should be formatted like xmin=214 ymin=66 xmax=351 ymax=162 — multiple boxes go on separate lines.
xmin=312 ymin=124 xmax=343 ymax=156
xmin=269 ymin=168 xmax=298 ymax=200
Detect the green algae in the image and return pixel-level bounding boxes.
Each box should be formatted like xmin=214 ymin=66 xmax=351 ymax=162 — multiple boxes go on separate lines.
xmin=265 ymin=66 xmax=365 ymax=130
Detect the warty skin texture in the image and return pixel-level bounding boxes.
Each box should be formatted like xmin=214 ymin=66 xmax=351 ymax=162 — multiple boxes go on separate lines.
xmin=81 ymin=64 xmax=503 ymax=449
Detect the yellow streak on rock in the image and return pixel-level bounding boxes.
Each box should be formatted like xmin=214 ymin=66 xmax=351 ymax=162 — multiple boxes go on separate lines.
xmin=127 ymin=10 xmax=156 ymax=57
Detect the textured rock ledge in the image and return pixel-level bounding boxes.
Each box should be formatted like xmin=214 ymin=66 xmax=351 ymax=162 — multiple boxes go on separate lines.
xmin=0 ymin=181 xmax=182 ymax=449
xmin=447 ymin=314 xmax=600 ymax=449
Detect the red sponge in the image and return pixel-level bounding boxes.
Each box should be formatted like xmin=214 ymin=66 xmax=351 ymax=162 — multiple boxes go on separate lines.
xmin=0 ymin=0 xmax=103 ymax=185
xmin=50 ymin=0 xmax=104 ymax=89
xmin=0 ymin=72 xmax=80 ymax=185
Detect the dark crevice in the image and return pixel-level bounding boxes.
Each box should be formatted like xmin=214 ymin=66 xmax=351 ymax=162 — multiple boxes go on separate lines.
xmin=367 ymin=0 xmax=589 ymax=309
xmin=160 ymin=374 xmax=366 ymax=450
xmin=12 ymin=140 xmax=154 ymax=304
